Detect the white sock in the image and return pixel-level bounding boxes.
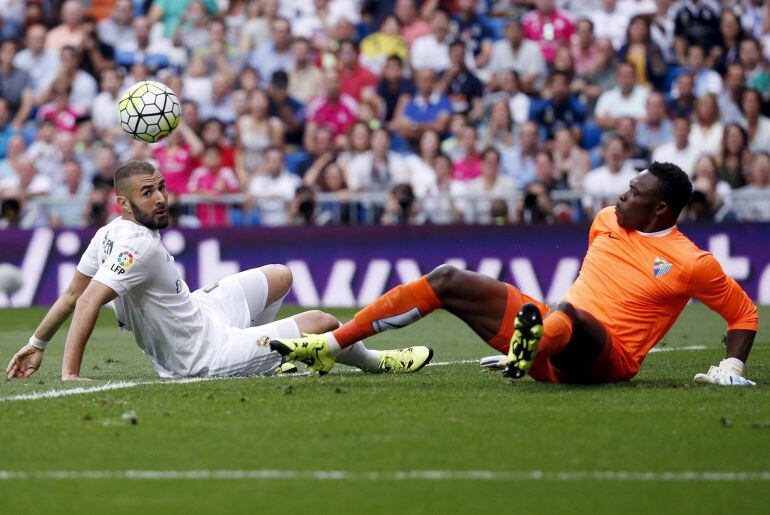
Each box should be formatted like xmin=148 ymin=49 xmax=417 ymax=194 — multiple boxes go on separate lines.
xmin=324 ymin=331 xmax=342 ymax=356
xmin=335 ymin=341 xmax=382 ymax=372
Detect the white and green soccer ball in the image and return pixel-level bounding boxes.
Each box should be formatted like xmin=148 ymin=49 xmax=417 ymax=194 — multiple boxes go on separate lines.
xmin=118 ymin=80 xmax=181 ymax=143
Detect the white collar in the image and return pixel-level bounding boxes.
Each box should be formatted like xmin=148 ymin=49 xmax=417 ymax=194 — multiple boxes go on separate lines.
xmin=636 ymin=225 xmax=676 ymax=237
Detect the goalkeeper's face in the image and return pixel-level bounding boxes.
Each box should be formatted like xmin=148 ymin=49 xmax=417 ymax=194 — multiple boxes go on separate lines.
xmin=125 ymin=172 xmax=170 ymax=230
xmin=615 ymin=171 xmax=665 ymax=231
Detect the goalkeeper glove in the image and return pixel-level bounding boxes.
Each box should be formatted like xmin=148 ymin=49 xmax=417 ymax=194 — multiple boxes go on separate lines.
xmin=694 ymin=358 xmax=756 ymax=386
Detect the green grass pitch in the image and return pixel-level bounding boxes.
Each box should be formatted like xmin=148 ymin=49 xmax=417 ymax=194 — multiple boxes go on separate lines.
xmin=1 ymin=305 xmax=769 ymax=514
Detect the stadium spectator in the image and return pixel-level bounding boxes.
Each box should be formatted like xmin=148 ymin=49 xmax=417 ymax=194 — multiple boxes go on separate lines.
xmin=405 ymin=129 xmax=440 ymax=198
xmin=346 ymin=129 xmax=407 ymax=193
xmin=394 ymin=0 xmax=431 ymax=47
xmin=377 ymin=55 xmax=416 ymax=125
xmin=718 ymin=62 xmax=747 ymax=125
xmin=594 ymin=62 xmax=649 ymax=130
xmin=336 ymin=121 xmax=371 ymax=171
xmin=246 ymin=146 xmax=300 ymax=226
xmin=517 ymin=180 xmax=556 ymax=224
xmin=174 ymin=1 xmax=212 ymax=54
xmin=690 ymin=94 xmax=724 ymax=156
xmin=421 ymin=152 xmax=462 ymax=224
xmin=635 ymin=92 xmax=673 ymax=152
xmin=236 ymin=88 xmax=285 ymax=179
xmin=0 ymin=156 xmax=51 ymax=228
xmin=553 ymin=127 xmax=590 ymax=190
xmin=36 ymin=80 xmax=81 ymax=133
xmin=149 ymin=0 xmax=219 ymax=39
xmin=392 ymin=68 xmax=452 ymax=146
xmin=530 ymin=71 xmax=586 ymax=141
xmin=492 ymin=69 xmax=530 ymax=125
xmin=410 ymin=8 xmax=452 ymax=73
xmin=686 ymin=44 xmax=723 ymax=97
xmin=91 ymin=68 xmax=123 ymax=137
xmin=487 ymin=18 xmax=546 ymax=93
xmin=0 ymin=99 xmax=28 ymax=159
xmin=570 ymin=18 xmax=599 ymax=76
xmin=650 ymin=0 xmax=676 ymax=63
xmin=453 ymin=147 xmax=516 ymax=224
xmin=239 ymin=0 xmax=277 ymax=54
xmin=436 ymin=40 xmax=484 ymax=120
xmin=591 ymin=0 xmax=630 ymax=50
xmin=45 ymin=0 xmax=86 ymax=54
xmin=578 ymin=37 xmax=617 ymax=109
xmin=452 ymin=0 xmax=494 ymax=70
xmin=199 ymin=73 xmax=237 ymax=125
xmin=46 ymin=159 xmax=89 ymax=228
xmin=114 ymin=16 xmax=174 ymax=71
xmin=583 ymin=137 xmax=637 ymax=214
xmin=198 ymin=118 xmax=235 ymax=168
xmin=479 ymin=99 xmax=515 ymax=151
xmin=0 ymin=40 xmax=33 ymax=122
xmin=13 ymin=24 xmax=60 ymax=99
xmin=337 ymin=39 xmax=378 ymax=102
xmin=689 ymin=154 xmax=732 ymax=221
xmin=500 ymin=120 xmax=539 ymax=188
xmin=288 ymin=184 xmax=318 ymax=226
xmin=740 ymin=88 xmax=770 ymax=153
xmin=50 ymin=46 xmax=98 ymax=111
xmin=652 ymin=115 xmax=699 ymax=178
xmin=739 ymin=151 xmax=770 ymax=220
xmin=287 ymin=38 xmax=323 ymax=104
xmin=521 ymin=0 xmax=575 ymax=64
xmin=196 ymin=17 xmax=243 ymax=78
xmin=91 ymin=147 xmax=119 ymax=191
xmin=187 ymin=145 xmax=241 ymax=227
xmin=717 ymin=123 xmax=751 ymax=188
xmin=618 ymin=15 xmax=666 ymax=90
xmin=666 ymin=71 xmax=696 ymax=118
xmin=248 ymin=17 xmax=294 ymax=86
xmin=265 ymin=71 xmax=304 ymax=145
xmin=153 ymin=122 xmax=204 ymax=195
xmin=360 ymin=14 xmax=408 ymax=74
xmin=451 ymin=125 xmax=482 ymax=181
xmin=739 ymin=38 xmax=770 ymax=97
xmin=305 ymin=69 xmax=358 ymax=146
xmin=97 ymin=0 xmax=134 ymax=51
xmin=712 ymin=9 xmax=744 ymax=75
xmin=672 ymin=0 xmax=721 ymax=61
xmin=381 ymin=182 xmax=419 ymax=225
xmin=616 ymin=116 xmax=651 ymax=171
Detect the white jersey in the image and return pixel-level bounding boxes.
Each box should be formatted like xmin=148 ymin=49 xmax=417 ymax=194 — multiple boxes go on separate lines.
xmin=77 ymin=218 xmax=235 ymax=377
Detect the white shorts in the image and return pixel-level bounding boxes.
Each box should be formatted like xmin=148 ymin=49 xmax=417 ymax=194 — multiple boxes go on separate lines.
xmin=191 ymin=269 xmax=300 ymax=377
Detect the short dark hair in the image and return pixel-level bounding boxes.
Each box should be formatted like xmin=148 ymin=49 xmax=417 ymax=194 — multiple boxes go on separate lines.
xmin=647 ymin=161 xmax=693 ymax=217
xmin=114 ymin=160 xmax=157 ymax=195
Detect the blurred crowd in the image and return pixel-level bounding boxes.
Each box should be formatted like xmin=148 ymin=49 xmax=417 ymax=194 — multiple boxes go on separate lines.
xmin=2 ymin=0 xmax=770 ymax=229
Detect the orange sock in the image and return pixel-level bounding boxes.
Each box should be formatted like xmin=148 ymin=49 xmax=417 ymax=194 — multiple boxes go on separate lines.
xmin=332 ymin=276 xmax=442 ymax=348
xmin=538 ymin=311 xmax=574 ymax=356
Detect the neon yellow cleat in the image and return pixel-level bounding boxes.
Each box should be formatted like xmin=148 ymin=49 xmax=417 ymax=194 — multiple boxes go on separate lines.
xmin=502 ymin=303 xmax=543 ymax=379
xmin=269 ymin=334 xmax=336 ymax=375
xmin=377 ymin=346 xmax=434 ymax=373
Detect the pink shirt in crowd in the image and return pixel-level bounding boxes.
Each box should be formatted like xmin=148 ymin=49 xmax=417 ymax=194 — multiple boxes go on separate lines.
xmin=306 ymin=93 xmax=359 ymax=136
xmin=452 ymin=154 xmax=482 ymax=181
xmin=187 ymin=165 xmax=241 ymax=227
xmin=153 ymin=143 xmax=195 ymax=195
xmin=521 ymin=9 xmax=575 ymax=63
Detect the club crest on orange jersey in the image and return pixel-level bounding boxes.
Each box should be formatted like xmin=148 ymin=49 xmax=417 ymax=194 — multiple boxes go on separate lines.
xmin=653 ymin=257 xmax=673 ymax=278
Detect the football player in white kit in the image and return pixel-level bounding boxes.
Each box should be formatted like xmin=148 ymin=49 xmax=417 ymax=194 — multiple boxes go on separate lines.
xmin=6 ymin=161 xmax=433 ymax=380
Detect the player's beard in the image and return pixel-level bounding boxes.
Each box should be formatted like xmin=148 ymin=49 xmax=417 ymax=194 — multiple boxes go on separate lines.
xmin=129 ymin=199 xmax=170 ymax=230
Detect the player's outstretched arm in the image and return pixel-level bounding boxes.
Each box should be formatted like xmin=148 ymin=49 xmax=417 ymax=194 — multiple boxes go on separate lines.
xmin=61 ymin=281 xmax=117 ymax=381
xmin=6 ymin=272 xmax=92 ymax=380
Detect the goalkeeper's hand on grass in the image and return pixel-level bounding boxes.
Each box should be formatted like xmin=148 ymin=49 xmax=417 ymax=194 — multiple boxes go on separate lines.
xmin=694 ymin=358 xmax=756 ymax=386
xmin=6 ymin=344 xmax=44 ymax=380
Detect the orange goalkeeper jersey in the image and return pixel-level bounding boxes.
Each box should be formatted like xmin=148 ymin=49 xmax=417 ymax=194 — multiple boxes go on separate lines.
xmin=564 ymin=207 xmax=758 ymax=376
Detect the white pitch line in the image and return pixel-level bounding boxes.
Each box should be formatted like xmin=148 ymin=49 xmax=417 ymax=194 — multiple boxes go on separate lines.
xmin=0 ymin=469 xmax=767 ymax=482
xmin=0 ymin=346 xmax=716 ymax=403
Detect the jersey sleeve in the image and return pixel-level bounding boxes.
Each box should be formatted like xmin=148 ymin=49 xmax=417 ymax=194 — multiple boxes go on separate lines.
xmin=688 ymin=253 xmax=759 ymax=332
xmin=91 ymin=238 xmax=159 ymax=297
xmin=76 ymin=231 xmax=102 ymax=277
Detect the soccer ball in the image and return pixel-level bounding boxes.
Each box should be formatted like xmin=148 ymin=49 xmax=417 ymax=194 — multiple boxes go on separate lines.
xmin=118 ymin=81 xmax=181 ymax=143
xmin=0 ymin=263 xmax=23 ymax=295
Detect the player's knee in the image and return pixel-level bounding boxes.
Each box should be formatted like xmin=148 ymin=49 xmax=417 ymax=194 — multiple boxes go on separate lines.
xmin=550 ymin=301 xmax=576 ymax=319
xmin=427 ymin=264 xmax=462 ymax=298
xmin=306 ymin=310 xmax=340 ymax=333
xmin=262 ymin=264 xmax=293 ymax=298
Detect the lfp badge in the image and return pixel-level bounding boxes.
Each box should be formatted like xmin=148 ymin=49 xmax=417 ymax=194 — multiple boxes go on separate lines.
xmin=116 ymin=251 xmax=134 ymax=268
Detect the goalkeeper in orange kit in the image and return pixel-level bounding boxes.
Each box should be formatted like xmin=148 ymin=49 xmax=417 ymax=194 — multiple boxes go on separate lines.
xmin=271 ymin=162 xmax=759 ymax=386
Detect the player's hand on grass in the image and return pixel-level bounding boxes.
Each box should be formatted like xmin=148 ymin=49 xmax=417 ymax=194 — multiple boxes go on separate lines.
xmin=6 ymin=344 xmax=44 ymax=380
xmin=694 ymin=358 xmax=756 ymax=386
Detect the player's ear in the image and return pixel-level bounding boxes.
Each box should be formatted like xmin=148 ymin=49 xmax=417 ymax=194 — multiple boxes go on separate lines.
xmin=654 ymin=200 xmax=668 ymax=217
